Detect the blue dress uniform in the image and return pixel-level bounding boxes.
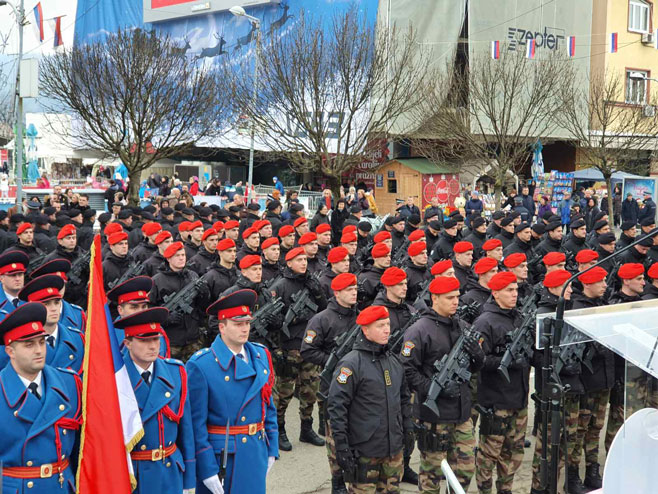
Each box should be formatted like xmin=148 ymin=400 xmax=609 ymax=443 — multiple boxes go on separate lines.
xmin=187 ymin=289 xmax=279 ymax=494
xmin=114 ymin=308 xmax=196 ymax=494
xmin=0 ymin=250 xmax=30 ymax=317
xmin=0 ymin=303 xmax=82 ymax=494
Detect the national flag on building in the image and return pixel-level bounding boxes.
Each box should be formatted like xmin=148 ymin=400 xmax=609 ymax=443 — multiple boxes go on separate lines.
xmin=33 ymin=2 xmax=44 ymax=42
xmin=76 ymin=235 xmax=143 ymax=494
xmin=491 ymin=40 xmax=500 ymax=60
xmin=526 ymin=39 xmax=536 ymax=59
xmin=610 ymin=32 xmax=618 ymax=53
xmin=53 ymin=16 xmax=63 ymax=47
xmin=567 ymin=36 xmax=576 ymax=57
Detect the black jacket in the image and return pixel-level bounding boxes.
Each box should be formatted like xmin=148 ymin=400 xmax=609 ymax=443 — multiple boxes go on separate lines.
xmin=44 ymin=245 xmax=88 ymax=307
xmin=615 ymin=232 xmax=634 ymax=250
xmin=132 ymin=240 xmax=158 ymax=264
xmin=236 ymin=244 xmax=260 ymax=263
xmin=401 ymin=309 xmax=481 ymax=423
xmin=357 ymin=265 xmax=385 ymax=308
xmin=143 ymin=251 xmax=166 ymax=277
xmin=535 ymin=236 xmax=563 ymax=258
xmin=34 ymin=227 xmax=56 ymax=253
xmin=203 ymin=262 xmax=237 ymax=301
xmin=261 ymin=259 xmax=281 ymax=285
xmin=183 ymin=241 xmax=200 ymax=262
xmin=403 ymin=260 xmax=431 ymax=303
xmin=474 ymin=302 xmax=530 ymax=410
xmin=7 ymin=242 xmax=43 ymax=263
xmin=562 ymin=233 xmax=587 ymax=255
xmin=494 ymin=230 xmax=514 ymax=250
xmin=503 ymin=237 xmax=533 ymax=258
xmin=188 ymin=248 xmax=217 ymax=276
xmin=372 ymin=291 xmax=416 ymax=334
xmin=101 ymin=252 xmax=132 ymax=291
xmin=464 ymin=230 xmax=486 ymax=259
xmin=264 ymin=211 xmax=283 ymax=238
xmin=460 ymin=283 xmax=490 ymax=309
xmin=327 ymin=334 xmax=413 ymax=458
xmin=77 ymin=221 xmax=95 ymax=252
xmin=453 ymin=262 xmax=475 ymax=295
xmin=318 ymin=268 xmax=338 ymax=301
xmin=430 ymin=232 xmax=457 ymax=262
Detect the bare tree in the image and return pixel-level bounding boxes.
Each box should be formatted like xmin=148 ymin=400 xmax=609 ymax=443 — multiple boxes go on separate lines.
xmin=40 ymin=29 xmax=230 ymax=204
xmin=227 ymin=7 xmax=436 ymax=190
xmin=411 ymin=48 xmax=570 ymax=207
xmin=558 ymin=69 xmax=658 ymax=220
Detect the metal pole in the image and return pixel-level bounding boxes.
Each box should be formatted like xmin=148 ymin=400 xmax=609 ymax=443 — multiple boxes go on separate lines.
xmin=247 ymin=22 xmax=260 ymax=203
xmin=15 ymin=0 xmax=24 ymax=205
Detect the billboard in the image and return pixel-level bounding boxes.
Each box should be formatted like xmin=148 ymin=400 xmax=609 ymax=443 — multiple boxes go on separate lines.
xmin=144 ymin=0 xmax=281 ymax=24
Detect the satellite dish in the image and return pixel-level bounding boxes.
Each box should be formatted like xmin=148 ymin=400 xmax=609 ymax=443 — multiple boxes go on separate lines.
xmin=603 ymin=408 xmax=658 ymax=493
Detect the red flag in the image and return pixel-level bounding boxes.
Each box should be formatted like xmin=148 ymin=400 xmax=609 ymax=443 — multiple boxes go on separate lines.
xmin=76 ymin=235 xmax=143 ymax=493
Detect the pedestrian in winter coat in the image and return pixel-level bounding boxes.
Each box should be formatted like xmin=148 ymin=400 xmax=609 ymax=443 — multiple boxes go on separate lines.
xmin=559 ymin=193 xmax=574 ymax=226
xmin=621 ymin=193 xmax=640 ymax=224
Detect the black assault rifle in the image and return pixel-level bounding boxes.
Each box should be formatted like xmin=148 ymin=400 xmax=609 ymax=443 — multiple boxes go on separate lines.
xmin=108 ymin=261 xmax=146 ymax=290
xmin=318 ymin=322 xmax=361 ymax=399
xmin=68 ymin=249 xmax=91 ymax=285
xmin=163 ymin=276 xmax=208 ymax=315
xmin=250 ymin=296 xmax=285 ymax=343
xmin=27 ymin=251 xmax=49 ymax=276
xmin=387 ymin=310 xmax=422 ymax=355
xmin=281 ymin=289 xmax=318 ymax=339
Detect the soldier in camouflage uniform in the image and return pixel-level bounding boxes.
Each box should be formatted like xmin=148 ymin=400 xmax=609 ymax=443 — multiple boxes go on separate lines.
xmin=400 ymin=275 xmax=484 ymax=492
xmin=473 ymin=271 xmax=530 ymax=494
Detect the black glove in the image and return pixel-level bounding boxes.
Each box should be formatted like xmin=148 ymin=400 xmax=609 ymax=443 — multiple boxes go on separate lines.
xmin=464 ymin=334 xmax=485 ymax=366
xmin=442 ymin=380 xmax=461 ymax=398
xmin=510 ymin=354 xmax=530 ymax=370
xmin=336 ymin=449 xmax=355 ymax=473
xmin=168 ymin=311 xmax=183 ymax=326
xmin=561 ymin=362 xmax=581 ymax=376
xmin=306 ymin=277 xmax=324 ymax=299
xmin=403 ymin=430 xmax=415 ymax=455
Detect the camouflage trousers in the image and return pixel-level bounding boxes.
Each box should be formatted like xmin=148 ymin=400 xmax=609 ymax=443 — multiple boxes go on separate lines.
xmin=573 ymin=389 xmax=609 ymax=467
xmin=273 ymin=349 xmax=319 ymax=423
xmin=324 ymin=408 xmax=341 ymax=478
xmin=605 ymin=370 xmax=650 ymax=453
xmin=417 ymin=419 xmax=476 ymax=493
xmin=348 ymin=451 xmax=403 ymax=494
xmin=531 ymin=394 xmax=580 ymax=490
xmin=475 ymin=407 xmax=528 ymax=494
xmin=470 ymin=373 xmax=479 ymax=426
xmin=169 ymin=340 xmax=204 ymax=362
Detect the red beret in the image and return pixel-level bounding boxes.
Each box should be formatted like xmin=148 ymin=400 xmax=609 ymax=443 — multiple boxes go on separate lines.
xmin=213 ymin=221 xmax=225 ymax=231
xmin=380 ymin=266 xmax=407 ymax=286
xmin=543 ymin=251 xmax=566 ymax=267
xmin=453 ymin=241 xmax=473 ymax=254
xmin=217 ymin=238 xmax=236 ymax=251
xmin=543 ymin=269 xmax=571 ymax=288
xmin=341 ymin=232 xmax=357 ymax=244
xmin=408 ymin=241 xmax=427 ymax=257
xmin=488 ymin=271 xmax=518 ymax=291
xmin=57 ymin=224 xmax=77 ymax=240
xmin=328 ymin=246 xmax=349 ymax=264
xmin=16 ymin=223 xmax=33 ymax=235
xmin=431 ymin=259 xmax=453 ymax=276
xmin=278 ymin=225 xmax=295 ymax=237
xmin=285 ymin=247 xmax=306 ymax=261
xmin=104 ymin=222 xmax=123 ymax=236
xmin=618 ymin=263 xmax=645 ymax=279
xmin=202 ymin=228 xmax=218 ymax=241
xmin=575 ymin=249 xmax=599 ymax=264
xmin=239 ymin=255 xmax=262 ymax=269
xmin=331 ymin=273 xmax=357 ymax=291
xmin=258 ymin=220 xmax=272 ymax=230
xmin=373 ymin=231 xmax=391 ymax=243
xmin=429 ymin=276 xmax=460 ymax=295
xmin=163 ymin=241 xmax=184 ymax=259
xmin=315 ymin=223 xmax=331 ymax=234
xmin=154 ymin=231 xmax=172 ymax=245
xmin=178 ymin=221 xmax=192 ymax=232
xmin=372 ymin=243 xmax=391 ymax=259
xmin=189 ymin=220 xmax=203 ymax=231
xmin=503 ymin=252 xmax=527 ymax=268
xmin=356 ymin=305 xmax=389 ymax=326
xmin=262 ymin=237 xmax=280 ymax=250
xmin=342 ymin=225 xmax=357 ymax=235
xmin=648 ymin=263 xmax=658 ymax=279
xmin=298 ymin=232 xmax=317 ymax=246
xmin=242 ymin=227 xmax=258 ymax=240
xmin=482 ymin=239 xmax=502 ymax=251
xmin=141 ymin=222 xmax=161 ymax=237
xmin=578 ymin=266 xmax=607 ymax=284
xmin=108 ymin=231 xmax=128 ymax=245
xmin=293 ymin=217 xmax=308 ymax=228
xmin=252 ymin=220 xmax=263 ymax=231
xmin=408 ymin=230 xmax=425 ymax=242
xmin=224 ymin=220 xmax=239 ymax=230
xmin=474 ymin=257 xmax=498 ymax=275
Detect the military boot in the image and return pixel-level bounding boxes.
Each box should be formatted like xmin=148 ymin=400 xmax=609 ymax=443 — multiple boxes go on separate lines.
xmin=331 ymin=475 xmax=348 ymax=494
xmin=278 ymin=424 xmax=292 ymax=452
xmin=401 ymin=456 xmax=419 ymax=485
xmin=299 ymin=419 xmax=325 ymax=446
xmin=584 ymin=463 xmax=603 ymax=489
xmin=567 ymin=466 xmax=587 ymax=494
xmin=530 ymin=489 xmax=546 ymax=494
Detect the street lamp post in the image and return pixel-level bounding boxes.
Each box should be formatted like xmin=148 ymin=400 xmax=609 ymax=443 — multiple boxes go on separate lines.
xmin=230 ymin=5 xmax=260 ymax=203
xmin=0 ymin=0 xmax=25 ymax=204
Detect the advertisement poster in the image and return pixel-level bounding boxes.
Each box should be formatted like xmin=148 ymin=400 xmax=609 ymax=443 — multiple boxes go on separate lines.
xmin=622 ymin=177 xmax=658 ymax=201
xmin=421 ymin=173 xmax=460 ymax=209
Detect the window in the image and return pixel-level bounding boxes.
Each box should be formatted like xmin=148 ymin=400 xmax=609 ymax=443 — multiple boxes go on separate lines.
xmin=626 ymin=69 xmax=649 ymax=104
xmin=387 ymin=179 xmax=397 ymax=194
xmin=629 ymin=0 xmax=651 ymax=33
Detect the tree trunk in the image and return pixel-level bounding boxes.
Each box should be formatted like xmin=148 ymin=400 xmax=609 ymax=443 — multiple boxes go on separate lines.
xmin=604 ymin=175 xmax=615 ymax=226
xmin=325 ymin=175 xmax=341 ymax=201
xmin=127 ymin=168 xmax=142 ymax=207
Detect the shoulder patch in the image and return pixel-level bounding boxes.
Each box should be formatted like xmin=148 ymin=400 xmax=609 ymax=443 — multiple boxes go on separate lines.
xmin=303 ymin=330 xmax=317 ymax=344
xmin=164 ymin=357 xmax=184 ymax=366
xmin=336 ymin=367 xmax=353 ymax=384
xmin=189 ymin=348 xmax=211 ymax=361
xmin=70 ymin=304 xmax=83 ymax=311
xmin=55 ymin=367 xmax=78 ymax=376
xmin=251 ymin=342 xmax=266 ymax=349
xmin=401 ymin=341 xmax=415 ymax=357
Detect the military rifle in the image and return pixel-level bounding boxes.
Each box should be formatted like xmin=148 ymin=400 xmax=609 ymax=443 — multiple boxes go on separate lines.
xmin=422 ymin=324 xmax=481 ymax=418
xmin=412 ymin=279 xmax=431 ymax=310
xmin=250 ymin=295 xmax=285 ymax=343
xmin=554 ymin=328 xmax=594 ymax=376
xmin=27 ymin=251 xmax=49 ymax=277
xmin=456 ymin=301 xmax=481 ymax=325
xmin=281 ymin=289 xmax=318 ymax=339
xmin=497 ymin=304 xmax=538 ymax=383
xmin=387 ymin=310 xmax=422 ymax=355
xmin=392 ymin=239 xmax=410 ymax=266
xmin=108 ymin=260 xmax=146 ymax=290
xmin=67 ymin=249 xmax=91 ymax=285
xmin=318 ymin=322 xmax=361 ymax=399
xmin=162 ymin=276 xmax=208 ymax=315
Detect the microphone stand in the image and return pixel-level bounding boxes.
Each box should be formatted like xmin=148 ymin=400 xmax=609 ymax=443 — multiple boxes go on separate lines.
xmin=539 ymin=227 xmax=658 ymax=494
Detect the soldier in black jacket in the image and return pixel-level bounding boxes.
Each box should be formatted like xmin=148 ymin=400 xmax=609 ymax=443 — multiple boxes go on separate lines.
xmin=562 ymin=218 xmax=588 ymax=255
xmin=183 ymin=220 xmax=203 ymax=260
xmin=300 ymin=273 xmax=358 ymax=494
xmin=615 ymin=221 xmax=636 ymax=250
xmin=77 ymin=209 xmax=96 ymax=252
xmin=7 ymin=222 xmax=44 ymax=262
xmin=319 ymin=246 xmax=350 ymax=301
xmin=340 ymin=231 xmax=362 ymax=274
xmin=503 ymin=252 xmax=532 ymax=303
xmin=278 ymin=224 xmax=296 ymax=265
xmin=43 ymin=224 xmax=88 ymax=307
xmin=452 ymin=241 xmax=475 ymax=295
xmin=293 ymin=216 xmax=310 ymax=239
xmin=315 ymin=223 xmax=333 ymax=264
xmin=261 ymin=237 xmax=282 ymax=285
xmin=265 ymin=200 xmax=284 ymax=237
xmin=188 ymin=228 xmax=219 ymax=276
xmin=142 ymin=230 xmax=171 ymax=276
xmin=102 ymin=230 xmax=133 ymax=291
xmin=299 ymin=232 xmax=325 ymax=276
xmin=503 ymin=222 xmax=533 ymax=258
xmin=270 ymin=247 xmax=327 ymax=452
xmin=237 ymin=227 xmax=261 ymax=263
xmin=400 ymin=275 xmax=484 ymax=492
xmin=33 ymin=215 xmax=56 ymax=253
xmin=203 ymin=238 xmax=238 ymax=304
xmin=461 ymin=257 xmax=497 ymax=308
xmin=534 ymin=221 xmax=563 ymax=258
xmin=473 ymin=271 xmax=529 ymax=494
xmin=131 ymin=222 xmax=161 ymax=263
xmin=150 ymin=241 xmax=207 ymax=361
xmin=464 ymin=215 xmax=487 ymax=260
xmin=430 ymin=219 xmax=458 ymax=262
xmin=403 ymin=241 xmax=431 ymax=303
xmin=327 ymin=305 xmax=413 ymax=494
xmin=486 ymin=211 xmax=505 ymax=239
xmin=357 ymin=243 xmax=390 ymax=309
xmin=494 ymin=216 xmax=515 ymax=250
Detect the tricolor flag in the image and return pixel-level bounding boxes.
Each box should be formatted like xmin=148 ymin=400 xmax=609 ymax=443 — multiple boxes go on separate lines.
xmin=567 ymin=36 xmax=576 ymax=57
xmin=491 ymin=40 xmax=500 ymax=60
xmin=53 ymin=16 xmax=63 ymax=47
xmin=33 ymin=2 xmax=44 ymax=43
xmin=76 ymin=235 xmax=143 ymax=494
xmin=610 ymin=32 xmax=618 ymax=53
xmin=526 ymin=39 xmax=536 ymax=59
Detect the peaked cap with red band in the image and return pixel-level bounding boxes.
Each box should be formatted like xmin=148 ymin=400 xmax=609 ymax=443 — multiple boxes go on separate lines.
xmin=0 ymin=302 xmax=47 ymax=345
xmin=206 ymin=288 xmax=257 ymax=321
xmin=0 ymin=250 xmax=29 ymax=275
xmin=107 ymin=276 xmax=153 ymax=305
xmin=18 ymin=274 xmax=64 ymax=302
xmin=114 ymin=307 xmax=169 ymax=339
xmin=29 ymin=258 xmax=71 ymax=281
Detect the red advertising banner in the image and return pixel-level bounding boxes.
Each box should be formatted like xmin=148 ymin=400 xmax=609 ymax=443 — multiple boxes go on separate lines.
xmin=342 ymin=139 xmax=390 ymax=191
xmin=151 ymin=0 xmax=195 ymax=8
xmin=421 ymin=173 xmax=460 ymax=209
